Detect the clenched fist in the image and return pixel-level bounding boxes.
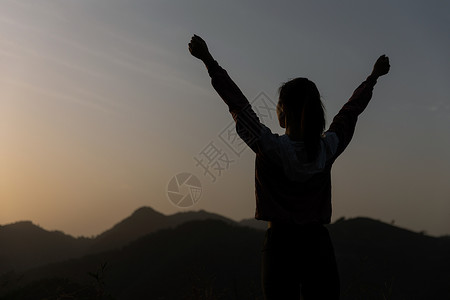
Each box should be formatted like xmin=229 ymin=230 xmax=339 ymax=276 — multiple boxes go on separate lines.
xmin=188 ymin=34 xmax=212 ymax=62
xmin=371 ymin=55 xmax=390 ymax=78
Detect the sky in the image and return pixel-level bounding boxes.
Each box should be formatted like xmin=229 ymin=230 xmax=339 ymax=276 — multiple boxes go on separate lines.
xmin=1 ymin=0 xmax=449 ymax=237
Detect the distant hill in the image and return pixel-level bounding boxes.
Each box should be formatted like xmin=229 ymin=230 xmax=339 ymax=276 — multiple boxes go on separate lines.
xmin=87 ymin=207 xmax=168 ymax=254
xmin=0 ymin=221 xmax=91 ymax=272
xmin=1 ymin=217 xmax=450 ymax=300
xmin=328 ymin=217 xmax=450 ymax=299
xmin=88 ymin=207 xmax=236 ymax=253
xmin=0 ymin=207 xmax=239 ymax=272
xmin=2 ymin=220 xmax=264 ymax=300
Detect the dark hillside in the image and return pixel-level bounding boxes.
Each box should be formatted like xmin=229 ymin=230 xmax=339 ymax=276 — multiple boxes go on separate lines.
xmin=88 ymin=207 xmax=237 ymax=254
xmin=0 ymin=221 xmax=91 ymax=272
xmin=329 ymin=217 xmax=450 ymax=299
xmin=1 ymin=214 xmax=450 ymax=299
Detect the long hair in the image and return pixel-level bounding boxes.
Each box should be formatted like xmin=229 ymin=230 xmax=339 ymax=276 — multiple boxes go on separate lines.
xmin=278 ymin=77 xmax=325 ymax=161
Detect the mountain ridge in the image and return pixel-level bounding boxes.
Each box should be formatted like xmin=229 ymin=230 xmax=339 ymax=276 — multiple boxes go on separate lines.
xmin=0 ymin=206 xmax=251 ymax=272
xmin=1 ymin=217 xmax=449 ymax=299
xmin=1 ymin=207 xmax=448 ymax=274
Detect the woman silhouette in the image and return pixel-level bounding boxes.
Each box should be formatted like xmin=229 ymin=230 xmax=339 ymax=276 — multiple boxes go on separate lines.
xmin=189 ymin=34 xmax=390 ymax=300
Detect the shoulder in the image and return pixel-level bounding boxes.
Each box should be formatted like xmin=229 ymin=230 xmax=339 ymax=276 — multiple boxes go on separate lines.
xmin=321 ymin=131 xmax=339 ymax=161
xmin=257 ymin=125 xmax=281 ymax=152
xmin=253 ymin=126 xmax=286 ymax=165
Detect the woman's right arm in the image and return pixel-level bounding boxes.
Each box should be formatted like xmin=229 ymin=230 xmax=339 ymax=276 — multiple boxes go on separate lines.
xmin=188 ymin=34 xmax=266 ymax=153
xmin=327 ymin=55 xmax=390 ymax=157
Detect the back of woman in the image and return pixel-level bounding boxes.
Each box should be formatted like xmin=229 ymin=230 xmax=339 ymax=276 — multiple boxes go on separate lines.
xmin=188 ymin=34 xmax=390 ymax=300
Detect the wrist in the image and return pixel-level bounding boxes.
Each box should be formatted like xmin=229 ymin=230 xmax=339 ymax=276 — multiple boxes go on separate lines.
xmin=369 ymin=72 xmax=379 ymax=80
xmin=202 ymin=53 xmax=214 ymax=65
xmin=367 ymin=73 xmax=379 ymax=84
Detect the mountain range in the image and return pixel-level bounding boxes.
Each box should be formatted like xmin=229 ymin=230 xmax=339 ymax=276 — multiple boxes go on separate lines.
xmin=1 ymin=207 xmax=449 ymax=299
xmin=0 ymin=207 xmax=241 ymax=272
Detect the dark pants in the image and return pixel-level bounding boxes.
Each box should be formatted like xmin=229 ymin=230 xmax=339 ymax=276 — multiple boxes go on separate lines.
xmin=261 ymin=223 xmax=340 ymax=300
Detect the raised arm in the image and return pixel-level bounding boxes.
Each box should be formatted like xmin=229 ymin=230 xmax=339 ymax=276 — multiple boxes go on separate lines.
xmin=189 ymin=34 xmax=252 ymax=114
xmin=328 ymin=55 xmax=390 ymax=157
xmin=188 ymin=35 xmax=265 ymax=152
